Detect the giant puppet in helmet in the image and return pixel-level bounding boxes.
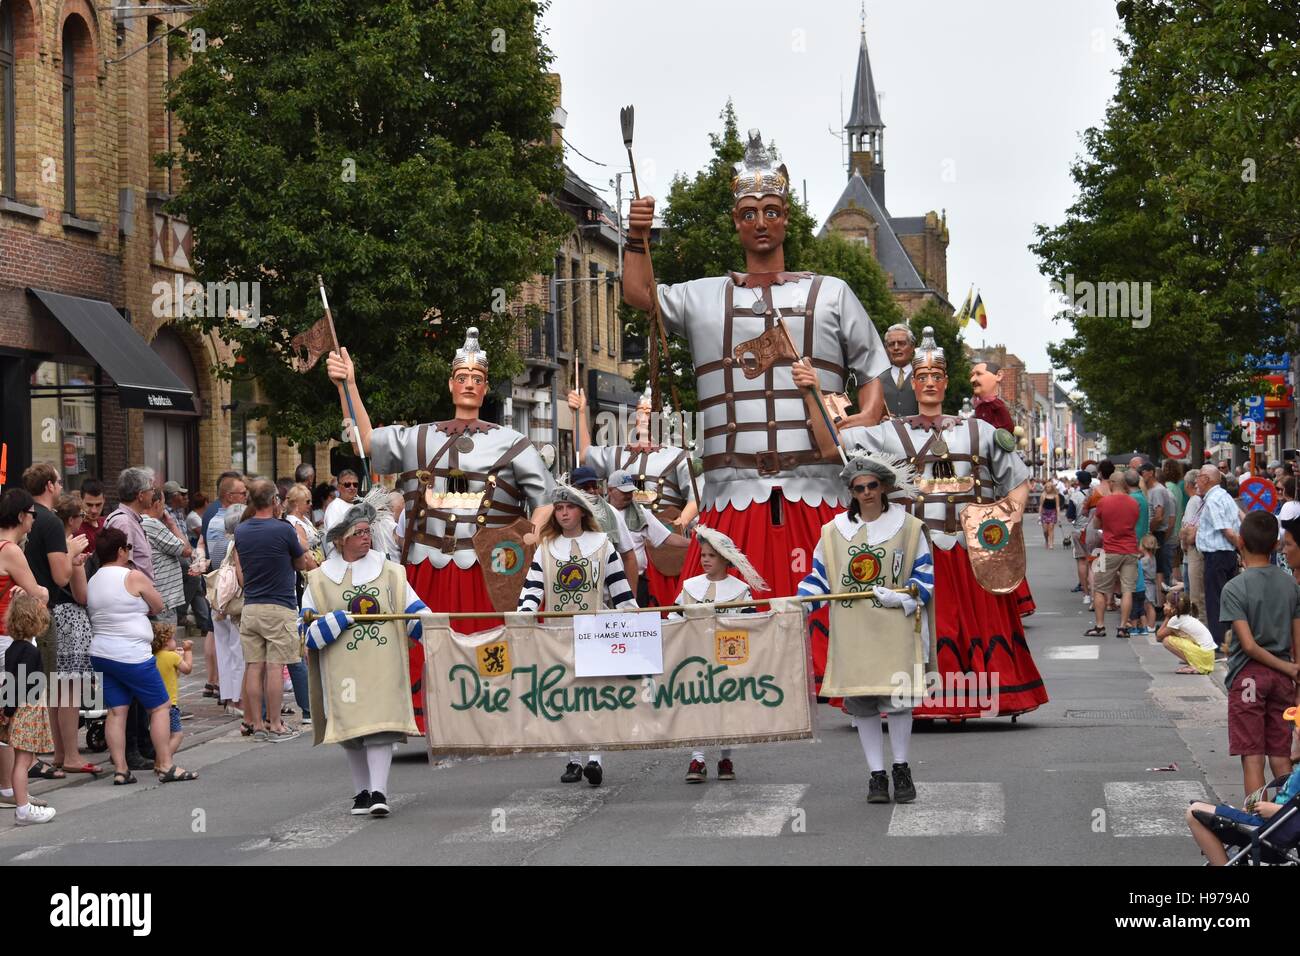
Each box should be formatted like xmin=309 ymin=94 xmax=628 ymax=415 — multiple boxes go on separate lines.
xmin=621 ymin=129 xmax=890 ymax=690
xmin=326 ymin=329 xmax=555 ymax=731
xmin=841 ymin=328 xmax=1048 ymax=720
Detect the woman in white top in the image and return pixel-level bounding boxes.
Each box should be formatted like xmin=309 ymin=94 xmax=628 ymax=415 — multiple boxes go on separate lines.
xmin=86 ymin=527 xmax=197 ymax=785
xmin=669 ymin=526 xmax=767 ymax=784
xmin=284 ymin=484 xmax=322 ymax=553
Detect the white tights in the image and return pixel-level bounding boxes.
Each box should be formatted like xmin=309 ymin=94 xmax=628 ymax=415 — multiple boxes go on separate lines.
xmin=345 ymin=743 xmax=393 ymax=795
xmin=855 ymin=712 xmax=913 ymax=773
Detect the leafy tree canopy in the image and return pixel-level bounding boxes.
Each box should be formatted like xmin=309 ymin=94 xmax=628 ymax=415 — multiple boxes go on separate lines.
xmin=166 ymin=0 xmax=572 ymax=444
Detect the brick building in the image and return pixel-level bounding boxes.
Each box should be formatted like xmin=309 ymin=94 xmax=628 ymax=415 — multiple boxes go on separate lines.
xmin=821 ymin=21 xmax=951 ymax=316
xmin=0 ymin=1 xmax=315 ymax=499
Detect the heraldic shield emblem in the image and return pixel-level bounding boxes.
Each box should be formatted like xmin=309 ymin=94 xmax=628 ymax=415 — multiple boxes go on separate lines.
xmin=472 ymin=518 xmax=537 ymax=613
xmin=959 ymin=498 xmax=1026 ymax=594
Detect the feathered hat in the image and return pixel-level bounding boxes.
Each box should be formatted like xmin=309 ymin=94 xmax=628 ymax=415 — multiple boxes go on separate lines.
xmin=325 ymin=501 xmax=377 ymax=548
xmin=840 ymin=451 xmax=921 ymax=500
xmin=731 ymin=129 xmax=789 ymax=204
xmin=548 ymin=482 xmax=600 ymax=519
xmin=911 ymin=325 xmax=946 ymax=371
xmin=695 ymin=526 xmax=769 ymax=594
xmin=452 ymin=326 xmax=488 ymax=374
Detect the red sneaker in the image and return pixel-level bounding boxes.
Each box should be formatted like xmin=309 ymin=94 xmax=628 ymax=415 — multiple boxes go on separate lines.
xmin=685 ymin=759 xmax=707 ymax=783
xmin=717 ymin=758 xmax=736 ymax=781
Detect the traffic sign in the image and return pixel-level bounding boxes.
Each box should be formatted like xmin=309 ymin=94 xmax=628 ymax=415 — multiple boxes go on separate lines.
xmin=1250 ymin=352 xmax=1290 ymax=371
xmin=1160 ymin=430 xmax=1190 ymax=459
xmin=1210 ymin=425 xmax=1230 ymax=442
xmin=1243 ymin=394 xmax=1266 ymax=423
xmin=1239 ymin=476 xmax=1276 ymax=513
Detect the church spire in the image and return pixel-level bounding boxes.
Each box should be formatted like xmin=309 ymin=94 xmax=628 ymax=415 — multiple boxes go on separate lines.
xmin=844 ymin=3 xmax=886 ymax=206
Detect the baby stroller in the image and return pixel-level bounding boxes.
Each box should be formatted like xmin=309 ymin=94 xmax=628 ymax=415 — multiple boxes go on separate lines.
xmin=79 ymin=673 xmax=107 ymax=753
xmin=1191 ymin=776 xmax=1300 ymax=866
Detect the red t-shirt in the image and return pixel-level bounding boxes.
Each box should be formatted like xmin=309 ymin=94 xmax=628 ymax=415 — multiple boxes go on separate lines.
xmin=1094 ymin=492 xmax=1139 ymax=554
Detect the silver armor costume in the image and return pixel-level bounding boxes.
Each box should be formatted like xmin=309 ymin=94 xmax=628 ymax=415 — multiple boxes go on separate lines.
xmin=582 ymin=444 xmax=695 ymax=516
xmin=370 ymin=421 xmax=554 ymax=570
xmin=840 ymin=416 xmax=1029 ymax=550
xmin=656 ymin=274 xmax=889 ymax=511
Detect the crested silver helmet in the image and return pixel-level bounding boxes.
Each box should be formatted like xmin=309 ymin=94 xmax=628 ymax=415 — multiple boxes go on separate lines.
xmin=452 ymin=326 xmax=489 ymax=374
xmin=731 ymin=129 xmax=790 ymax=204
xmin=911 ymin=326 xmax=946 ymax=371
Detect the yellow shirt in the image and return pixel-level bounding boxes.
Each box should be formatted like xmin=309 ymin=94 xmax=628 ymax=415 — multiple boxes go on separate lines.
xmin=155 ymin=650 xmax=181 ymax=706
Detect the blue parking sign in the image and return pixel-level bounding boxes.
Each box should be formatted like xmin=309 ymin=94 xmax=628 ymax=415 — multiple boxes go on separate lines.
xmin=1243 ymin=395 xmax=1266 ymax=423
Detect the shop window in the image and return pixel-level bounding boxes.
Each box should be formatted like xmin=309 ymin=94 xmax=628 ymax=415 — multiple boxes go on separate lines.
xmin=229 ymin=377 xmax=258 ymax=474
xmin=29 ymin=361 xmax=99 ymax=491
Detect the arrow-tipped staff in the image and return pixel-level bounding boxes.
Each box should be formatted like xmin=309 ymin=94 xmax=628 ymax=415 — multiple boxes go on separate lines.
xmin=317 ymin=275 xmax=371 ymax=492
xmin=619 ymin=105 xmax=702 ymax=508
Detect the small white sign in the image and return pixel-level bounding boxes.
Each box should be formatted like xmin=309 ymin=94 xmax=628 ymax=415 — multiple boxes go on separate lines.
xmin=573 ymin=611 xmax=664 ymax=677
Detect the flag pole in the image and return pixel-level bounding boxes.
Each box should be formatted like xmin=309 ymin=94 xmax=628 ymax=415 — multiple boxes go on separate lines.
xmin=317 ymin=275 xmax=371 ymax=491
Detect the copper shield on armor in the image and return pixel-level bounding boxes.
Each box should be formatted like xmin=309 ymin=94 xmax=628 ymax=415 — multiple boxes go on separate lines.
xmin=472 ymin=518 xmax=537 ymax=612
xmin=959 ymin=498 xmax=1027 ymax=594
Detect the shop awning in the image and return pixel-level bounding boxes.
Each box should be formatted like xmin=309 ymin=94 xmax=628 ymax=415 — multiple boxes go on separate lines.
xmin=29 ymin=289 xmax=196 ymax=413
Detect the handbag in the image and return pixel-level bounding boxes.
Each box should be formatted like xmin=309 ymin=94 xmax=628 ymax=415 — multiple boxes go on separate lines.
xmin=205 ymin=546 xmax=244 ymax=618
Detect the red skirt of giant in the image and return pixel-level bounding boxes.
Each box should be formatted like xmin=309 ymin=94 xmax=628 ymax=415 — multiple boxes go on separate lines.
xmin=917 ymin=544 xmax=1048 ymax=720
xmin=405 ymin=560 xmax=503 ymax=734
xmin=643 ymin=563 xmax=681 ymax=611
xmin=680 ymin=498 xmax=840 ymax=698
xmin=1014 ymin=577 xmax=1036 ymax=617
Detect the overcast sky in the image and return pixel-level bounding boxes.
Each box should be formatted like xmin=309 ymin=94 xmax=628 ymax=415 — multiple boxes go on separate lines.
xmin=540 ymin=0 xmax=1125 ymax=374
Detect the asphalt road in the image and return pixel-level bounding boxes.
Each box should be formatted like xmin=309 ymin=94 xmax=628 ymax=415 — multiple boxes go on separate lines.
xmin=1 ymin=529 xmax=1220 ymax=866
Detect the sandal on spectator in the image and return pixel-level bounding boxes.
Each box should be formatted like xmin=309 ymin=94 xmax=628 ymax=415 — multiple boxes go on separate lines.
xmin=112 ymin=771 xmax=137 ymax=786
xmin=56 ymin=762 xmax=101 ymax=775
xmin=29 ymin=760 xmax=65 ymax=779
xmin=156 ymin=766 xmax=198 ymax=783
xmin=1083 ymin=626 xmax=1106 ymax=637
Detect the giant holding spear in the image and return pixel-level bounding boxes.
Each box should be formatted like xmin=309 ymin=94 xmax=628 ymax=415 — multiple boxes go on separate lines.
xmin=619 ymin=124 xmax=891 ymax=692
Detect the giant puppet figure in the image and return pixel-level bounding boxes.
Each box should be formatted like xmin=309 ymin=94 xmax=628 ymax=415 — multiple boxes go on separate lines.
xmin=326 ymin=330 xmax=555 ymax=731
xmin=842 ymin=329 xmax=1048 ymax=720
xmin=622 ymin=130 xmax=889 ymax=686
xmin=970 ymin=359 xmax=1036 ymax=618
xmin=568 ymin=384 xmax=697 ymax=606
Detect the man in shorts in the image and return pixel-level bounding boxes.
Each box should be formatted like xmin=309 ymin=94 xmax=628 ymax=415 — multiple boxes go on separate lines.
xmin=1086 ymin=470 xmax=1140 ymax=638
xmin=233 ymin=480 xmax=317 ymax=741
xmin=1220 ymin=510 xmax=1299 ymax=798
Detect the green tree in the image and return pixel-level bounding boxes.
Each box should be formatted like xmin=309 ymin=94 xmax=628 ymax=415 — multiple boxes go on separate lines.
xmin=628 ymin=102 xmax=925 ymax=412
xmin=1034 ymin=0 xmax=1299 ymax=461
xmin=908 ymin=300 xmax=970 ymax=415
xmin=166 ymin=0 xmax=571 ymax=445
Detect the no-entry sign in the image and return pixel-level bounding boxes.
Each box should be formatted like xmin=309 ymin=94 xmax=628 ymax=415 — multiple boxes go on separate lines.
xmin=1161 ymin=430 xmax=1190 ymax=459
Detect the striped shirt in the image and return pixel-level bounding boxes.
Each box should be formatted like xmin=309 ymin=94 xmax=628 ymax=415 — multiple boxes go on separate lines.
xmin=516 ymin=534 xmax=638 ymax=613
xmin=1195 ymin=485 xmax=1241 ymax=553
xmin=142 ymin=515 xmax=187 ymax=609
xmin=798 ymin=510 xmax=934 ymax=612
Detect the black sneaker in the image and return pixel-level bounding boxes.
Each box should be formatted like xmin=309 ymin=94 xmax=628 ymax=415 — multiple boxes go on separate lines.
xmin=892 ymin=762 xmax=917 ymax=804
xmin=867 ymin=770 xmax=891 ymax=804
xmin=583 ymin=760 xmax=603 ymax=787
xmin=560 ymin=761 xmax=584 ymax=783
xmin=350 ymin=790 xmax=372 ymax=815
xmin=368 ymin=791 xmax=390 ymax=816
xmin=126 ymin=751 xmax=153 ymax=771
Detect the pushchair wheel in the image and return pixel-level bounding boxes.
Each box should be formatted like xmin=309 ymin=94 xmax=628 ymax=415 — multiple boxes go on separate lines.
xmin=85 ymin=719 xmax=107 ymax=753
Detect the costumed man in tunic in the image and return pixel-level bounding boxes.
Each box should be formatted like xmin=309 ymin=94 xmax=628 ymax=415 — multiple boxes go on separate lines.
xmin=326 ymin=329 xmax=555 ymax=734
xmin=300 ymin=504 xmax=427 ymax=817
xmin=842 ymin=329 xmax=1048 ymax=720
xmin=604 ymin=469 xmax=691 ymax=607
xmin=668 ymin=526 xmax=766 ymax=783
xmin=970 ymin=359 xmax=1036 ymax=618
xmin=569 ymin=384 xmax=698 ymax=607
xmin=623 ymin=129 xmax=889 ymax=690
xmin=517 ymin=485 xmax=639 ymax=787
xmin=798 ymin=453 xmax=933 ymax=803
xmin=880 ymin=324 xmax=920 ymax=419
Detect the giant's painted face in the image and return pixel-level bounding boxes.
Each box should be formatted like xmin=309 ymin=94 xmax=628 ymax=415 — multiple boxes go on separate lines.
xmin=969 ymin=362 xmax=1002 ymax=400
xmin=448 ymin=368 xmax=488 ymax=411
xmin=732 ymin=196 xmax=787 ymax=256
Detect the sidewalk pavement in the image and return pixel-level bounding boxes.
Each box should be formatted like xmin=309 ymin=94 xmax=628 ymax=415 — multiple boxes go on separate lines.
xmin=25 ymin=623 xmax=307 ymax=800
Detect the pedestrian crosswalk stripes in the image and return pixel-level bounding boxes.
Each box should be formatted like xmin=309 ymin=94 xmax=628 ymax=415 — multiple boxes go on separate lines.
xmin=442 ymin=788 xmax=607 ymax=843
xmin=671 ymin=784 xmax=809 ymax=838
xmin=237 ymin=795 xmax=415 ymax=852
xmin=1103 ymin=781 xmax=1210 ymax=837
xmin=1045 ymin=645 xmax=1101 ymax=660
xmin=886 ymin=783 xmax=1005 ymax=836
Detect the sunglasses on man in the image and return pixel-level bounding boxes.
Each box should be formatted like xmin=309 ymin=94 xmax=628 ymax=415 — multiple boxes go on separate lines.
xmin=340 ymin=481 xmax=359 ymax=489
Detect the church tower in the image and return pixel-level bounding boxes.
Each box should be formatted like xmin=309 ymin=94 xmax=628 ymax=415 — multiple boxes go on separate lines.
xmin=845 ymin=11 xmax=885 ymax=207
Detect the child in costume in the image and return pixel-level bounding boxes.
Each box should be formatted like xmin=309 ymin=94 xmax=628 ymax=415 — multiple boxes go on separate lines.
xmin=669 ymin=526 xmax=767 ymax=783
xmin=799 ymin=453 xmax=933 ymax=804
xmin=517 ymin=485 xmax=639 ymax=787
